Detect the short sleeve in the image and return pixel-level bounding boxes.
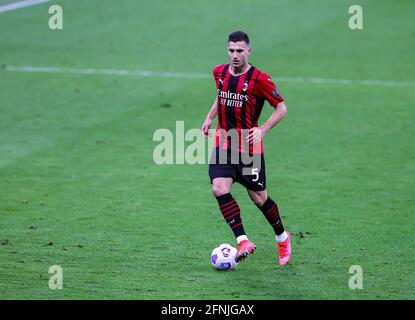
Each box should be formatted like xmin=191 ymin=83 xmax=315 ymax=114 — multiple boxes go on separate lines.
xmin=212 ymin=65 xmax=222 ymax=82
xmin=256 ymin=73 xmax=284 ymax=107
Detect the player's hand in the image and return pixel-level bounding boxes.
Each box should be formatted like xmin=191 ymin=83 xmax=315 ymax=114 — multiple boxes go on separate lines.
xmin=201 ymin=117 xmax=212 ymax=136
xmin=246 ymin=127 xmax=265 ymax=145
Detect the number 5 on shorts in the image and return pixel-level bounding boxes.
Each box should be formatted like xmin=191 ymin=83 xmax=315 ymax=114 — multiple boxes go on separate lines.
xmin=252 ymin=168 xmax=259 ymax=182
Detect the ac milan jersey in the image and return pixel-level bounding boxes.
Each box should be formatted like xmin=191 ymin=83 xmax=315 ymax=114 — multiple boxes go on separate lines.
xmin=213 ymin=63 xmax=284 ymax=154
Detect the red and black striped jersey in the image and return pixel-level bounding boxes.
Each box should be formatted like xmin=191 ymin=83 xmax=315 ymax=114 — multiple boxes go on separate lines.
xmin=213 ymin=63 xmax=284 ymax=154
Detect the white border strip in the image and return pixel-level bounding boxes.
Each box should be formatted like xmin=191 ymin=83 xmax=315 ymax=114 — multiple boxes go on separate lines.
xmin=3 ymin=65 xmax=415 ymax=87
xmin=0 ymin=0 xmax=50 ymax=14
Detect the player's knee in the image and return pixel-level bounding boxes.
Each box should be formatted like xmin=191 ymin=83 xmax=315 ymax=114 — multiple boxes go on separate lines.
xmin=250 ymin=190 xmax=268 ymax=206
xmin=212 ymin=184 xmax=230 ymax=197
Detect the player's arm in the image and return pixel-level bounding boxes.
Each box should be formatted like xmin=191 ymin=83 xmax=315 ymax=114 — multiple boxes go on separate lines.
xmin=261 ymin=101 xmax=287 ymax=133
xmin=247 ymin=73 xmax=287 ymax=144
xmin=246 ymin=101 xmax=287 ymax=144
xmin=201 ymin=96 xmax=218 ymax=136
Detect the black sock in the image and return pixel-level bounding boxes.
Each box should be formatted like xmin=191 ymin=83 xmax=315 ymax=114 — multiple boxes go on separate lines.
xmin=257 ymin=197 xmax=285 ymax=235
xmin=215 ymin=193 xmax=246 ymax=238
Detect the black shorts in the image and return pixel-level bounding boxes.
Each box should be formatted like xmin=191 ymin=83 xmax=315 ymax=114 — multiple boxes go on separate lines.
xmin=208 ymin=147 xmax=266 ymax=191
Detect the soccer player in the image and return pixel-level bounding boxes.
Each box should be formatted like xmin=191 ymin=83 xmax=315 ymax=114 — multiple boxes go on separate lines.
xmin=201 ymin=31 xmax=291 ymax=265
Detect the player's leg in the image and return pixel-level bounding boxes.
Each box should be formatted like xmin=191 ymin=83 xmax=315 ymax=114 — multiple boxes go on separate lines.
xmin=247 ymin=188 xmax=292 ymax=265
xmin=247 ymin=189 xmax=285 ymax=235
xmin=211 ymin=177 xmax=249 ymax=248
xmin=208 ymin=148 xmax=255 ymax=261
xmin=237 ymin=152 xmax=291 ymax=265
xmin=211 ymin=177 xmax=255 ymax=261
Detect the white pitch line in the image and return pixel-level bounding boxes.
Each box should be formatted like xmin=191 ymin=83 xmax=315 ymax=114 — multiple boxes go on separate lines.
xmin=0 ymin=0 xmax=50 ymax=13
xmin=2 ymin=65 xmax=415 ymax=87
xmin=3 ymin=65 xmax=210 ymax=79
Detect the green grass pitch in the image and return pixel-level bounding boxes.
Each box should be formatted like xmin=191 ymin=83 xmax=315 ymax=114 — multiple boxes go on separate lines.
xmin=0 ymin=0 xmax=414 ymax=299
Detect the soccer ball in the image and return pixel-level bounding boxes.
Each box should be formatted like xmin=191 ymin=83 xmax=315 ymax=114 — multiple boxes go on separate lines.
xmin=210 ymin=244 xmax=239 ymax=271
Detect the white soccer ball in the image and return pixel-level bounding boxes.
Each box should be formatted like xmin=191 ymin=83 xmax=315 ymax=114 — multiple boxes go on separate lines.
xmin=210 ymin=244 xmax=239 ymax=271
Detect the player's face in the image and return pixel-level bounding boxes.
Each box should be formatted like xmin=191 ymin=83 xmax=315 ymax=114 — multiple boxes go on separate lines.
xmin=228 ymin=41 xmax=251 ymax=69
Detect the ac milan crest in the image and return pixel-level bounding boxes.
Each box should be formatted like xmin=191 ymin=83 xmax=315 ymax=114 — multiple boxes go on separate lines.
xmin=242 ymin=82 xmax=248 ymax=91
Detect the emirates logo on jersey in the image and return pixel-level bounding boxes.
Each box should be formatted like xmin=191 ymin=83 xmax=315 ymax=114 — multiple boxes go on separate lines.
xmin=217 ymin=89 xmax=248 ymax=108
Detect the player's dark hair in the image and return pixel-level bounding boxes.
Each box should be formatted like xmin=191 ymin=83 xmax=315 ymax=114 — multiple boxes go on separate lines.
xmin=228 ymin=31 xmax=250 ymax=44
